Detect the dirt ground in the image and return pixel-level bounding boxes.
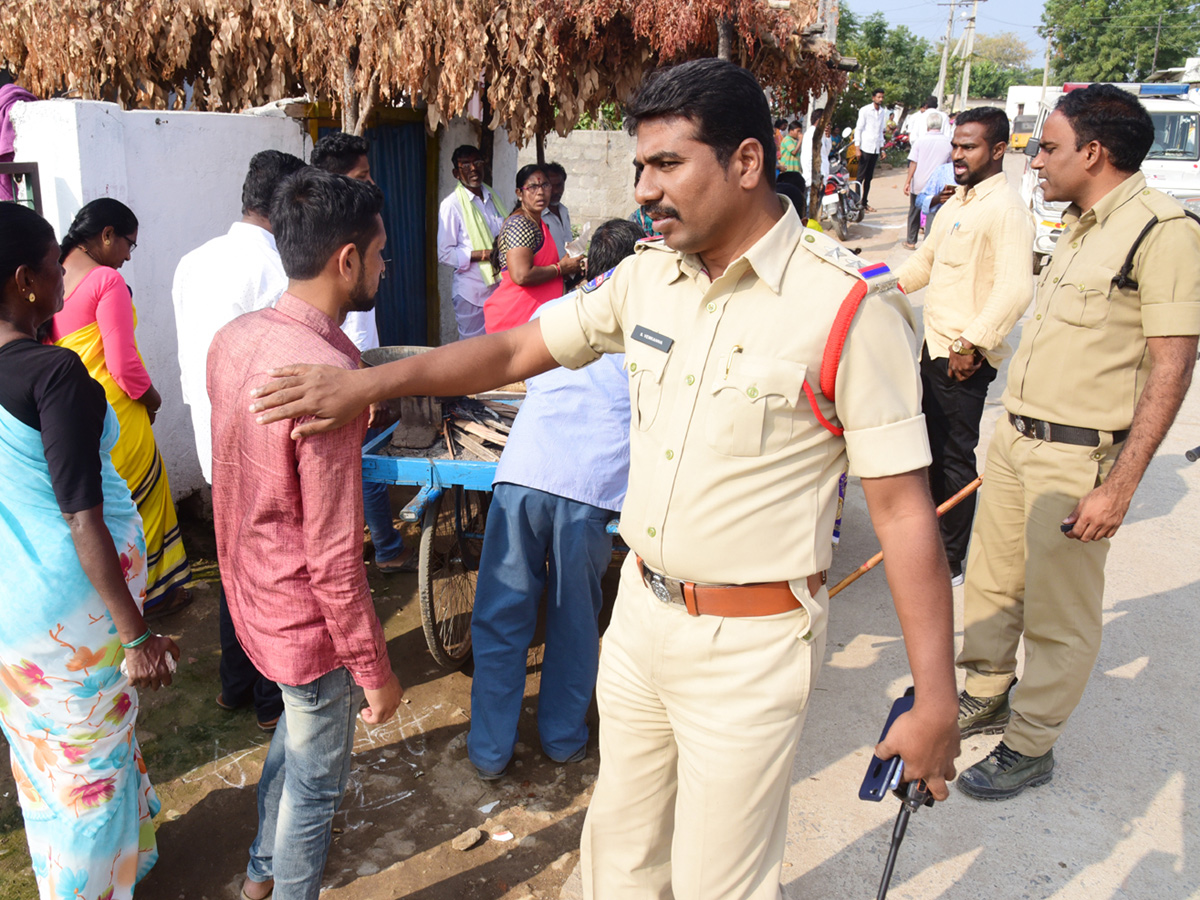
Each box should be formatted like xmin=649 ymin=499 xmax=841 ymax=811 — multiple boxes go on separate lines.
xmin=0 ymin=489 xmax=616 ymax=900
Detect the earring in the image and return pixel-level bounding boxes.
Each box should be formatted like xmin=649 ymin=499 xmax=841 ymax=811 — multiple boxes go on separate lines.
xmin=104 ymin=239 xmax=111 ymax=246
xmin=28 ymin=292 xmax=37 ymax=303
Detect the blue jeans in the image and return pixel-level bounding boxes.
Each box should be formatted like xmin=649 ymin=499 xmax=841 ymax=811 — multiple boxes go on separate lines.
xmin=247 ymin=668 xmax=362 ymax=899
xmin=364 ymin=428 xmax=404 ymax=564
xmin=468 ymin=483 xmax=613 ymax=774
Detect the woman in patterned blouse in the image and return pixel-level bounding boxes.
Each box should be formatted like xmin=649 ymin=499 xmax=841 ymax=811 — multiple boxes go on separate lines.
xmin=483 ymin=165 xmax=586 ymax=333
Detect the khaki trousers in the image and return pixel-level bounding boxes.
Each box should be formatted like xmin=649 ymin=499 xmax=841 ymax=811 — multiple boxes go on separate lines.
xmin=958 ymin=418 xmax=1118 ymax=757
xmin=581 ymin=555 xmax=826 ymax=900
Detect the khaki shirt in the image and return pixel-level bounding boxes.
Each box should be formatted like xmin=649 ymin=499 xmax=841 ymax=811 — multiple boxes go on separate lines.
xmin=539 ymin=204 xmax=931 ymax=585
xmin=1004 ymin=173 xmax=1200 ymax=431
xmin=896 ymin=172 xmax=1036 ymax=367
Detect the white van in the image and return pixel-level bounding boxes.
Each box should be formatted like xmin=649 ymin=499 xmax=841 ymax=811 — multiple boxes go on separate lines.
xmin=1020 ymin=83 xmax=1200 ymax=272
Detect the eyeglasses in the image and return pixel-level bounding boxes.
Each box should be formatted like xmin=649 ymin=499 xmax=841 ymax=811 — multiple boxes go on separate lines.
xmin=457 ymin=160 xmax=484 ymax=171
xmin=121 ymin=235 xmax=137 ymax=251
xmin=522 ymin=181 xmax=552 ymax=192
xmin=380 ymin=257 xmax=391 ymax=281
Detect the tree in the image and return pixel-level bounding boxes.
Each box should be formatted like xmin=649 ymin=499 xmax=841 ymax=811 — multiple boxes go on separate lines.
xmin=1042 ymin=0 xmax=1200 ymax=83
xmin=835 ymin=11 xmax=940 ymax=129
xmin=972 ymin=32 xmax=1034 ymax=70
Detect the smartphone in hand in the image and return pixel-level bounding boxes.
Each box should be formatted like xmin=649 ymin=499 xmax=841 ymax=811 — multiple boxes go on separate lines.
xmin=859 ymin=691 xmax=915 ymax=802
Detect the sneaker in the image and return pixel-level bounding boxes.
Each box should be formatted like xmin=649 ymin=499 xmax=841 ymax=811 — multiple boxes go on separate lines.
xmin=957 ymin=684 xmax=1012 ymax=737
xmin=957 ymin=741 xmax=1054 ymax=800
xmin=949 ymin=561 xmax=964 ymax=588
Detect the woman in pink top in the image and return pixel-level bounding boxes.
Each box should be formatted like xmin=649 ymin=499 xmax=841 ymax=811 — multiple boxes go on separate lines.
xmin=483 ymin=165 xmax=586 ymax=333
xmin=51 ymin=199 xmax=191 ymax=617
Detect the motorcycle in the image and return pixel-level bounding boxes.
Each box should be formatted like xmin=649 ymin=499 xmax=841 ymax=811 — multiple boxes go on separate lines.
xmin=822 ymin=139 xmax=864 ymax=241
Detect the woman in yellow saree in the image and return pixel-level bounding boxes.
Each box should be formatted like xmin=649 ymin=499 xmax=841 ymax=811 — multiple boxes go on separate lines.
xmin=50 ymin=199 xmax=191 ymax=617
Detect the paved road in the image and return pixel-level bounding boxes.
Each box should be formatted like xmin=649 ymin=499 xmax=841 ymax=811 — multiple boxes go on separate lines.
xmin=564 ymin=156 xmax=1200 ymax=900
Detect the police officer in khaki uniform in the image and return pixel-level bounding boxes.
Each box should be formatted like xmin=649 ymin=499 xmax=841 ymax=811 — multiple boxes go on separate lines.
xmin=956 ymin=84 xmax=1200 ymax=799
xmin=248 ymin=60 xmax=961 ymax=900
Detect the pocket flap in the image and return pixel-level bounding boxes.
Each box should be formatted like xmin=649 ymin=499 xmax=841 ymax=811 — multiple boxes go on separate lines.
xmin=710 ymin=355 xmax=807 ymax=406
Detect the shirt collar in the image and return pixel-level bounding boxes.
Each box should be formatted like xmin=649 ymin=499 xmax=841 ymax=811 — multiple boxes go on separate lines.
xmin=1063 ymin=171 xmax=1147 ymax=228
xmin=228 ymin=220 xmax=279 ymax=253
xmin=957 ymin=171 xmax=1007 ymax=203
xmin=274 ymin=292 xmax=362 ymax=364
xmin=669 ymin=199 xmax=800 ymax=293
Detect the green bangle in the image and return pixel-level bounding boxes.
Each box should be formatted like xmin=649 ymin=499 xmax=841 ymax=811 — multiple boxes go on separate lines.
xmin=121 ymin=629 xmax=153 ymax=650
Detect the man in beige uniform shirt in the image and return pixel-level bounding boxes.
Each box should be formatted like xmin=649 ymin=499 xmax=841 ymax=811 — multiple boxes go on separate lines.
xmin=956 ymin=84 xmax=1200 ymax=800
xmin=897 ymin=107 xmax=1035 ymax=585
xmin=247 ymin=59 xmax=961 ymax=899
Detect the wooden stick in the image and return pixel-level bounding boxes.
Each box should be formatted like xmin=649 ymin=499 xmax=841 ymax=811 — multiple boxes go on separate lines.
xmin=443 ymin=420 xmax=456 ymax=460
xmin=452 ymin=430 xmax=501 ymax=462
xmin=827 ymin=476 xmax=983 ymax=598
xmin=458 ymin=420 xmax=509 ymax=446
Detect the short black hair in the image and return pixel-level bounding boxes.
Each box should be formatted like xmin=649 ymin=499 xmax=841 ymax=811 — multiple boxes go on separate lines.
xmin=587 ymin=218 xmax=643 ymax=275
xmin=925 ymin=95 xmax=938 ymax=109
xmin=0 ymin=202 xmax=57 ymax=290
xmin=61 ymin=198 xmax=138 ymax=259
xmin=544 ymin=161 xmax=567 ymax=180
xmin=241 ymin=150 xmax=307 ymax=217
xmin=956 ymin=106 xmax=1010 ymax=148
xmin=810 ymin=107 xmax=826 ymax=127
xmin=514 ymin=164 xmax=546 ymax=190
xmin=270 ymin=168 xmax=385 ymax=280
xmin=774 ymin=117 xmax=787 ymax=130
xmin=311 ymin=132 xmax=371 ymax=176
xmin=871 ymin=87 xmax=885 ymax=97
xmin=1055 ymin=83 xmax=1154 ymax=173
xmin=625 ymin=58 xmax=777 ymax=186
xmin=788 ymin=120 xmax=803 ymax=132
xmin=452 ymin=144 xmax=482 ymax=167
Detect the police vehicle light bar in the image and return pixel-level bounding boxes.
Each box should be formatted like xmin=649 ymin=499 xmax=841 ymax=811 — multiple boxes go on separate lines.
xmin=1063 ymin=82 xmax=1189 ymax=96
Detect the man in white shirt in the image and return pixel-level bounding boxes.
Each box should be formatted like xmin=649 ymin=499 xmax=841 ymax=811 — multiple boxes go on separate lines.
xmin=312 ymin=131 xmax=411 ymax=572
xmin=543 ymin=162 xmax=573 ymax=257
xmin=800 ymin=107 xmax=833 ymax=199
xmin=172 ymin=148 xmax=305 ymax=730
xmin=853 ymin=87 xmax=888 ymax=211
xmin=902 ymin=113 xmax=953 ymax=248
xmin=311 ymin=132 xmax=381 ymax=353
xmin=906 ymin=96 xmax=950 ymax=142
xmin=437 ymin=145 xmax=507 ymax=339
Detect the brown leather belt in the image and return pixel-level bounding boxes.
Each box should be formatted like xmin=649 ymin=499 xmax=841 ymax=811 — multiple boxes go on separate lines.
xmin=635 ymin=556 xmax=821 ymax=618
xmin=1009 ymin=413 xmax=1128 ymax=447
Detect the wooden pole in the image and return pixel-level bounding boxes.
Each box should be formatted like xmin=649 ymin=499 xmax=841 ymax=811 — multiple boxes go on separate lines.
xmin=827 ymin=476 xmax=982 ymax=598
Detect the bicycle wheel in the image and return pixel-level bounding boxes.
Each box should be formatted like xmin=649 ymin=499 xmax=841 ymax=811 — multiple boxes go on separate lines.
xmin=418 ymin=487 xmax=489 ymax=668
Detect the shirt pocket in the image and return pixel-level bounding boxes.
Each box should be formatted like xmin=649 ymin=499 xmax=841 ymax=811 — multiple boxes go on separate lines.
xmin=626 ymin=345 xmax=670 ymax=432
xmin=935 ymin=226 xmax=974 ymax=268
xmin=1053 ymin=264 xmax=1116 ymax=329
xmin=705 ymin=354 xmax=808 ymax=457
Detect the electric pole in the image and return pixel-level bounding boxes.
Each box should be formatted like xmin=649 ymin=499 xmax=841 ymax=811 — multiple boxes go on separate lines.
xmin=1041 ymin=27 xmax=1052 ymax=104
xmin=934 ymin=1 xmax=959 ymax=109
xmin=959 ymin=0 xmax=981 ymax=108
xmin=1151 ymin=12 xmax=1163 ymax=75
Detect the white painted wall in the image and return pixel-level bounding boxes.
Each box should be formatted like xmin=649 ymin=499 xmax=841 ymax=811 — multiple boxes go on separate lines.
xmin=434 ymin=121 xmax=517 ymax=345
xmin=11 ymin=100 xmax=309 ymax=499
xmin=1005 ymin=85 xmax=1053 ymax=122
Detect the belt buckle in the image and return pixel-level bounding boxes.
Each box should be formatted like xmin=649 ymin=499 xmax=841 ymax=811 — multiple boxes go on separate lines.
xmin=1014 ymin=415 xmax=1028 ymax=436
xmin=648 ymin=572 xmax=673 ymax=605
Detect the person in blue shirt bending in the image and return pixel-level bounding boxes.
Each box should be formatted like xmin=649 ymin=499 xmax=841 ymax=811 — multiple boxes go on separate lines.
xmin=468 ymin=218 xmax=644 ymax=780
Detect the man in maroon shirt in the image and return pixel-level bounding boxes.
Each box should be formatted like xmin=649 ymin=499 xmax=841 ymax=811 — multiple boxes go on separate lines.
xmin=208 ymin=167 xmax=401 ymax=900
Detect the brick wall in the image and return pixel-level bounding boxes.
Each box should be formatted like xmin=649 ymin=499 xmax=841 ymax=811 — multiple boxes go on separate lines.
xmin=517 ymin=129 xmax=638 ymax=233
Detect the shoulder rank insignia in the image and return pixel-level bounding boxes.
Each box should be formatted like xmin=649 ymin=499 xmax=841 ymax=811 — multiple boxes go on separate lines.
xmin=582 ymin=267 xmax=616 ymax=293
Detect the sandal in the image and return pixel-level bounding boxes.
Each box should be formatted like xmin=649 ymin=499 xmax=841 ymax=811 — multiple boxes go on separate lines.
xmin=144 ymin=587 xmax=193 ymax=622
xmin=241 ymin=877 xmax=274 ymax=900
xmin=376 ymin=546 xmax=418 ymax=574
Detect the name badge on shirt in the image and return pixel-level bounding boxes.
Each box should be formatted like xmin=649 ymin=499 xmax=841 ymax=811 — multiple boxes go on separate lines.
xmin=631 ymin=325 xmax=674 ymax=353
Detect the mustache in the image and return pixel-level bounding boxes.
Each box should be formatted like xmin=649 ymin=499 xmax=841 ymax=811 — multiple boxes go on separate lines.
xmin=642 ymin=205 xmax=681 ymax=223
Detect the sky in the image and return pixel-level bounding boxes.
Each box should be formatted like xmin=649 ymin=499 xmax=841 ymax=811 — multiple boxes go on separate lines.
xmin=843 ymin=0 xmax=1050 ymax=64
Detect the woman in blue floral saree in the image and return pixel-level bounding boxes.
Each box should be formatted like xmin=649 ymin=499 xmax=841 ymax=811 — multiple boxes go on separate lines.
xmin=0 ymin=203 xmax=180 ymax=899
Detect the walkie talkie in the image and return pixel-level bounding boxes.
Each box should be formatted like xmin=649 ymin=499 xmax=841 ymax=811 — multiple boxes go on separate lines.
xmin=859 ymin=687 xmax=936 ymax=900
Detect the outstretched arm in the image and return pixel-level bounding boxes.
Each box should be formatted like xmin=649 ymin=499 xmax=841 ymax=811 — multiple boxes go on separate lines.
xmin=1064 ymin=334 xmax=1197 ymax=541
xmin=861 ymin=469 xmax=961 ymax=800
xmin=249 ymin=319 xmax=559 ymax=438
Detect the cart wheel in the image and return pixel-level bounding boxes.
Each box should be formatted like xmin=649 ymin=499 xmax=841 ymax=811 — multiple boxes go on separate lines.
xmin=418 ymin=487 xmax=489 ymax=669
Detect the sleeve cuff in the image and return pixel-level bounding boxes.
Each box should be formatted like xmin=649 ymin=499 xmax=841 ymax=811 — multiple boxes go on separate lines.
xmin=350 ymin=656 xmax=394 ymax=692
xmin=844 ymin=414 xmax=932 ymax=478
xmin=539 ymin=300 xmax=602 ymax=369
xmin=960 ymin=322 xmax=1001 ymax=350
xmin=1143 ymin=301 xmax=1200 ymax=337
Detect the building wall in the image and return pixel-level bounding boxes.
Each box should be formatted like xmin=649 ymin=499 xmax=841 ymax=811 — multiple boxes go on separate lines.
xmin=517 ymin=130 xmax=638 ymax=238
xmin=11 ymin=99 xmax=309 ymax=499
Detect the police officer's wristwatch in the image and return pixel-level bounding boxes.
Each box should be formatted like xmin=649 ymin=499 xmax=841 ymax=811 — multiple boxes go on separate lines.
xmin=950 ymin=337 xmax=975 ymax=356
